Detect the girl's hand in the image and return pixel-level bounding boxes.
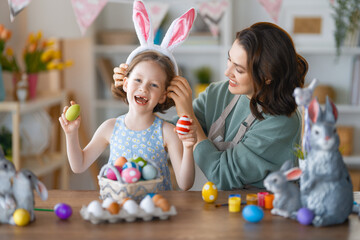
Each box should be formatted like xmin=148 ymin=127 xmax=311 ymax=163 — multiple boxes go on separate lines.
xmin=167 ymin=76 xmax=194 ymax=118
xmin=176 ymin=119 xmax=197 ymax=149
xmin=113 ymin=63 xmax=128 ymax=87
xmin=59 ymin=101 xmax=81 ymax=134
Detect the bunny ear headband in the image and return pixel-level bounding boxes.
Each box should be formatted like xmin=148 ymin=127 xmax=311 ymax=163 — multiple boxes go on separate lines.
xmin=126 ymin=0 xmax=196 ymax=75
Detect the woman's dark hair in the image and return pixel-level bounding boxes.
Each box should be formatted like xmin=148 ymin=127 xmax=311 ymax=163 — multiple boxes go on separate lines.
xmin=111 ymin=51 xmax=176 ymax=113
xmin=236 ymin=22 xmax=308 ymax=120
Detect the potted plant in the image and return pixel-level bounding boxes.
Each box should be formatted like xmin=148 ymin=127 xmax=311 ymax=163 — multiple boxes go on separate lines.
xmin=331 ymin=0 xmax=360 ymax=56
xmin=194 ymin=66 xmax=212 ymax=97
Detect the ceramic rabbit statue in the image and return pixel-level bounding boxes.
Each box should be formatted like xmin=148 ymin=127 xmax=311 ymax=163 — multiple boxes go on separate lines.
xmin=264 ymin=160 xmax=302 ymax=218
xmin=0 ymin=148 xmax=16 ymax=224
xmin=11 ymin=169 xmax=48 ymax=223
xmin=300 ymin=97 xmax=353 ymax=227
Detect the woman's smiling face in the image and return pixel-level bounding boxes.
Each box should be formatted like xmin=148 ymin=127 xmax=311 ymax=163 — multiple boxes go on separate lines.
xmin=224 ymin=40 xmax=254 ymax=98
xmin=123 ymin=60 xmax=167 ymax=113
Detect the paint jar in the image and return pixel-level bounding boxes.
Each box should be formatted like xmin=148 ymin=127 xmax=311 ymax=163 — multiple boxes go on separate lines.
xmin=228 ymin=194 xmax=241 ymax=213
xmin=246 ymin=194 xmax=258 ymax=205
xmin=257 ymin=192 xmax=269 ymax=208
xmin=264 ymin=194 xmax=274 ymax=209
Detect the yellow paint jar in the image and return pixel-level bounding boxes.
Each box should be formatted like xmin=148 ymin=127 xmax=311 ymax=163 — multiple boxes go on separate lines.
xmin=228 ymin=194 xmax=241 ymax=213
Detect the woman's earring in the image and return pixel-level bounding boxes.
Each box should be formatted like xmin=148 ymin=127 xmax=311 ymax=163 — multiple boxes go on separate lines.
xmin=265 ymin=79 xmax=272 ymax=85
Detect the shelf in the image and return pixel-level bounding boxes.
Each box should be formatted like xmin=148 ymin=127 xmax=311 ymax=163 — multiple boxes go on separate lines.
xmin=297 ymin=46 xmax=360 ymax=55
xmin=344 ymin=156 xmax=360 ymax=170
xmin=21 ymin=152 xmax=66 ymax=177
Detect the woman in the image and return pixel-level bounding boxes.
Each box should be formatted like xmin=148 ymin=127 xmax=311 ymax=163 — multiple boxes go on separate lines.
xmin=114 ymin=22 xmax=308 ymax=190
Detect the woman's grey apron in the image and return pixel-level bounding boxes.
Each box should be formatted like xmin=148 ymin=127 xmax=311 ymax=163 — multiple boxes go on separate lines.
xmin=190 ymin=95 xmax=259 ymax=190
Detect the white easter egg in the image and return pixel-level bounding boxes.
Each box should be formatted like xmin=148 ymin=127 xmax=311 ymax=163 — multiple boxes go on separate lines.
xmin=142 ymin=165 xmax=157 ymax=180
xmin=87 ymin=200 xmax=103 ymax=217
xmin=102 ymin=197 xmax=115 ymax=208
xmin=123 ymin=199 xmax=138 ymax=215
xmin=140 ymin=195 xmax=155 ymax=214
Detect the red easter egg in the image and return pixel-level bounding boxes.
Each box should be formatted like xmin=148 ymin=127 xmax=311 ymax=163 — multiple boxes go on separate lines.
xmin=106 ymin=166 xmax=122 ymax=180
xmin=176 ymin=115 xmax=191 ymax=135
xmin=121 ymin=167 xmax=141 ymax=183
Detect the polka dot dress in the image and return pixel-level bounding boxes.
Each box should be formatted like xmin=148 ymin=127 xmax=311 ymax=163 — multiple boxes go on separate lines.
xmin=108 ymin=115 xmax=172 ymax=190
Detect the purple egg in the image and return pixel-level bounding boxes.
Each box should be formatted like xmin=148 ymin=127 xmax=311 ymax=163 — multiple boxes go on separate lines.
xmin=54 ymin=203 xmax=73 ymax=220
xmin=297 ymin=207 xmax=314 ymax=225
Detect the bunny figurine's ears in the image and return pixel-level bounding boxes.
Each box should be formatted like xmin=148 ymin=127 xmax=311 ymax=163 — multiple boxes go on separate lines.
xmin=308 ymin=97 xmax=338 ymax=124
xmin=126 ymin=0 xmax=196 ymax=75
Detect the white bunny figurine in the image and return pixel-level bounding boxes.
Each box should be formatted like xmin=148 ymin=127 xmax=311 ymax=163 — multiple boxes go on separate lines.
xmin=293 ymin=78 xmax=319 ymax=155
xmin=300 ymin=97 xmax=353 ymax=227
xmin=264 ymin=160 xmax=302 ymax=218
xmin=0 ymin=148 xmax=16 ymax=224
xmin=126 ymin=0 xmax=196 ymax=76
xmin=11 ymin=169 xmax=48 ymax=223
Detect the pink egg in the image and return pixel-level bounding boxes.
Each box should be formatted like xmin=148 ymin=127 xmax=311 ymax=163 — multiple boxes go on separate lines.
xmin=106 ymin=166 xmax=122 ymax=180
xmin=121 ymin=167 xmax=141 ymax=183
xmin=176 ymin=115 xmax=191 ymax=135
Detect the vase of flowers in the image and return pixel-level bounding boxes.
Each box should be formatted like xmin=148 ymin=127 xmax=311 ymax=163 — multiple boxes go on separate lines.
xmin=0 ymin=27 xmax=73 ymax=100
xmin=22 ymin=31 xmax=72 ymax=99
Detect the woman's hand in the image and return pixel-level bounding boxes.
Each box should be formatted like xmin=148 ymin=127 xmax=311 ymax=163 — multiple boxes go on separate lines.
xmin=113 ymin=63 xmax=128 ymax=87
xmin=167 ymin=76 xmax=194 ymax=118
xmin=59 ymin=101 xmax=81 ymax=135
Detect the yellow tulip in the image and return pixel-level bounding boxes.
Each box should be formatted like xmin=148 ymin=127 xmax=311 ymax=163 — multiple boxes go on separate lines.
xmin=28 ymin=33 xmax=35 ymax=43
xmin=65 ymin=60 xmax=73 ymax=67
xmin=46 ymin=62 xmax=57 ymax=70
xmin=41 ymin=50 xmax=53 ymax=62
xmin=53 ymin=50 xmax=61 ymax=59
xmin=36 ymin=31 xmax=42 ymax=41
xmin=45 ymin=39 xmax=55 ymax=47
xmin=57 ymin=63 xmax=64 ymax=70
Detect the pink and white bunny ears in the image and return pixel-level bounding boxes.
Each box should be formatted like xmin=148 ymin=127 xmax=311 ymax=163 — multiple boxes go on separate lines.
xmin=126 ymin=0 xmax=196 ymax=75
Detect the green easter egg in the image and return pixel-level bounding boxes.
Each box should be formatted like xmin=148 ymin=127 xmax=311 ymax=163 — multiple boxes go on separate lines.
xmin=131 ymin=157 xmax=147 ymax=168
xmin=65 ymin=104 xmax=81 ymax=121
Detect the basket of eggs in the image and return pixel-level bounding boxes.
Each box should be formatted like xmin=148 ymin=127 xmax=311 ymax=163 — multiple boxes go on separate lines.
xmin=98 ymin=156 xmax=163 ymax=202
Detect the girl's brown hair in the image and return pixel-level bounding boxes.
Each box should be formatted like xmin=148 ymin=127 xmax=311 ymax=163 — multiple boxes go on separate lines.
xmin=111 ymin=51 xmax=176 ymax=113
xmin=236 ymin=22 xmax=308 ymax=120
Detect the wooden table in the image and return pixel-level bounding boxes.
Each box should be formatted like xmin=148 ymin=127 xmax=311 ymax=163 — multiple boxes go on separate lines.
xmin=1 ymin=190 xmax=359 ymax=240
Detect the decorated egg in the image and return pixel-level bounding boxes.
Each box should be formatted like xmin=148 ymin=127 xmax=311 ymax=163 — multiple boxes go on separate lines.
xmin=87 ymin=200 xmax=104 ymax=218
xmin=123 ymin=199 xmax=138 ymax=215
xmin=176 ymin=115 xmax=191 ymax=135
xmin=54 ymin=203 xmax=73 ymax=220
xmin=142 ymin=164 xmax=157 ymax=180
xmin=13 ymin=208 xmax=31 ymax=226
xmin=65 ymin=104 xmax=80 ymax=121
xmin=121 ymin=167 xmax=141 ymax=183
xmin=242 ymin=205 xmax=264 ymax=223
xmin=297 ymin=207 xmax=314 ymax=225
xmin=107 ymin=202 xmax=121 ymax=215
xmin=152 ymin=194 xmax=163 ymax=203
xmin=106 ymin=166 xmax=122 ymax=180
xmin=114 ymin=156 xmax=128 ymax=168
xmin=202 ymin=182 xmax=218 ymax=203
xmin=155 ymin=197 xmax=171 ymax=212
xmin=131 ymin=156 xmax=147 ymax=168
xmin=122 ymin=161 xmax=142 ymax=172
xmin=140 ymin=195 xmax=155 ymax=214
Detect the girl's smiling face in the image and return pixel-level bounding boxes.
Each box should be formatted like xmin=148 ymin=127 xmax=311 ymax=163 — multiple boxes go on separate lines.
xmin=224 ymin=40 xmax=254 ymax=98
xmin=123 ymin=60 xmax=167 ymax=113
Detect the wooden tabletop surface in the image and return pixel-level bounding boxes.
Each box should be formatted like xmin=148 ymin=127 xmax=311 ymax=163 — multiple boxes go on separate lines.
xmin=1 ymin=190 xmax=359 ymax=240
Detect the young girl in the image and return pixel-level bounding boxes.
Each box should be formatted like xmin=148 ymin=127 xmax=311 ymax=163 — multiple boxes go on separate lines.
xmin=59 ymin=51 xmax=196 ymax=191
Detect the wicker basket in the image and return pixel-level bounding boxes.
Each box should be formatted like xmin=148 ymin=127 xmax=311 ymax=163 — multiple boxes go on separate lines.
xmin=98 ymin=163 xmax=163 ymax=202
